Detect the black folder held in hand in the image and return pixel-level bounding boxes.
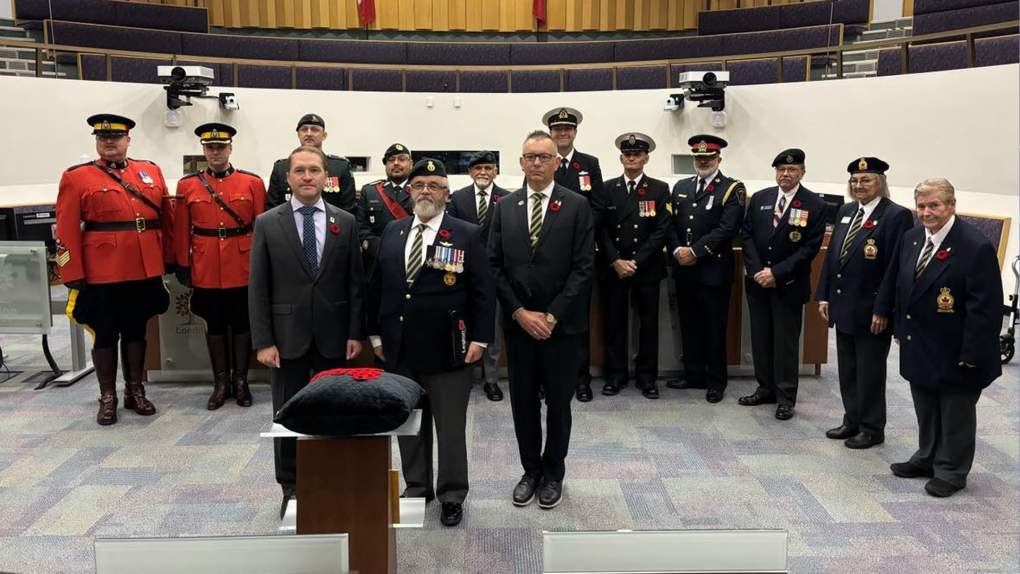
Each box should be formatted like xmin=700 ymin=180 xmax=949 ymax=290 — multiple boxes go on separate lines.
xmin=449 ymin=310 xmax=468 ymax=366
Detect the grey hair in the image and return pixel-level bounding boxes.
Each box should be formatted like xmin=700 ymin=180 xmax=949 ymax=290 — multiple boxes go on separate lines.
xmin=914 ymin=177 xmax=956 ymax=204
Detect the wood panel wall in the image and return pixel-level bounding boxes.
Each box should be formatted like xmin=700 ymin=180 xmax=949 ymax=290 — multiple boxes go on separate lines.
xmin=119 ymin=0 xmax=824 ymax=31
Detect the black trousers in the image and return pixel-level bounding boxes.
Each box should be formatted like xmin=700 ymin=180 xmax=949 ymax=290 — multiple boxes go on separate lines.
xmin=190 ymin=286 xmax=250 ymax=336
xmin=68 ymin=278 xmax=168 ymax=349
xmin=908 ymin=384 xmax=982 ymax=488
xmin=835 ymin=329 xmax=891 ymax=435
xmin=271 ymin=346 xmax=346 ymax=489
xmin=745 ymin=279 xmax=803 ymax=406
xmin=393 ymin=357 xmax=473 ymax=504
xmin=675 ymin=278 xmax=732 ymax=391
xmin=506 ymin=325 xmax=582 ymax=481
xmin=604 ymin=276 xmax=660 ymax=386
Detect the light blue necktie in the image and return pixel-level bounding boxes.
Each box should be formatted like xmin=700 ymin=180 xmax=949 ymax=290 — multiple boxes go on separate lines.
xmin=299 ymin=205 xmax=318 ymax=276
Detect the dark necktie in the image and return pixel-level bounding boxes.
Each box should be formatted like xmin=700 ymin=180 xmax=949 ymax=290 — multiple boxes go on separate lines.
xmin=840 ymin=207 xmax=865 ymax=262
xmin=299 ymin=205 xmax=318 ymax=276
xmin=915 ymin=238 xmax=935 ymax=279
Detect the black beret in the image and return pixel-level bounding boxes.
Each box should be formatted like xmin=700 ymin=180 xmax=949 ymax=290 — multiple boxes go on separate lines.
xmin=847 ymin=157 xmax=889 ymax=175
xmin=468 ymin=150 xmax=497 ymax=167
xmin=194 ymin=122 xmax=235 ymax=144
xmin=383 ymin=143 xmax=412 ymax=163
xmin=772 ymin=148 xmax=806 ymax=167
xmin=408 ymin=157 xmax=447 ymax=180
xmin=87 ymin=113 xmax=135 ymax=135
xmin=296 ymin=113 xmax=325 ymax=130
xmin=687 ymin=134 xmax=728 ymax=157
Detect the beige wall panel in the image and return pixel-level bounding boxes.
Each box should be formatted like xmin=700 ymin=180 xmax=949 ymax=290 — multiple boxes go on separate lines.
xmin=449 ymin=0 xmax=467 ymax=29
xmin=547 ymin=0 xmax=567 ymax=30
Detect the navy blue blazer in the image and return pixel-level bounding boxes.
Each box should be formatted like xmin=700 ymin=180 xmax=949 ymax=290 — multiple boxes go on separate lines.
xmin=816 ymin=198 xmax=914 ymax=334
xmin=742 ymin=185 xmax=827 ymax=304
xmin=445 ymin=183 xmax=510 ymax=244
xmin=880 ymin=218 xmax=1002 ymax=391
xmin=368 ymin=214 xmax=495 ymax=375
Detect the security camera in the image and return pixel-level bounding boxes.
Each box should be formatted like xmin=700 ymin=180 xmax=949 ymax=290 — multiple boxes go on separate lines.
xmin=219 ymin=93 xmax=239 ymax=111
xmin=676 ymin=71 xmax=730 ymax=90
xmin=157 ymin=65 xmax=215 ymax=86
xmin=664 ymin=93 xmax=684 ymax=112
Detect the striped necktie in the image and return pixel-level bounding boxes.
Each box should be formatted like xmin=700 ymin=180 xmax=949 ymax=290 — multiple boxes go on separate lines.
xmin=773 ymin=195 xmax=786 ymax=228
xmin=530 ymin=193 xmax=544 ymax=249
xmin=915 ymin=238 xmax=935 ymax=279
xmin=840 ymin=207 xmax=865 ymax=262
xmin=477 ymin=190 xmax=488 ymax=224
xmin=406 ymin=223 xmax=426 ymax=284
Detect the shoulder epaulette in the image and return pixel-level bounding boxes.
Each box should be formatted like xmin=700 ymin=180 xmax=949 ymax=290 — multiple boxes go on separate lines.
xmin=237 ymin=169 xmax=261 ymax=179
xmin=66 ymin=161 xmax=92 ymax=172
xmin=179 ymin=172 xmax=200 ymax=181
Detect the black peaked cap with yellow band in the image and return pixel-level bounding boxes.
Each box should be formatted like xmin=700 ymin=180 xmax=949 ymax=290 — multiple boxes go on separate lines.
xmin=87 ymin=113 xmax=135 ymax=136
xmin=543 ymin=107 xmax=584 ymax=128
xmin=408 ymin=157 xmax=448 ymax=180
xmin=194 ymin=123 xmax=236 ymax=145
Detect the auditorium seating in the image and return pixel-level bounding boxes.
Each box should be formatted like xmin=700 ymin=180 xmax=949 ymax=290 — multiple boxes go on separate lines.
xmin=697 ymin=0 xmax=870 ymax=36
xmin=912 ymin=0 xmax=1018 ymax=38
xmin=875 ymin=33 xmax=1019 ymax=75
xmin=15 ymin=0 xmax=208 ymax=32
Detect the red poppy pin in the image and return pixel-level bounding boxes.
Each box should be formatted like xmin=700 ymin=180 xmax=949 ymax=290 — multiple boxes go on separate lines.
xmin=792 ymin=199 xmax=802 ymax=208
xmin=637 ymin=188 xmax=646 ymax=196
xmin=330 ymin=223 xmax=340 ymax=235
xmin=573 ymin=162 xmax=580 ymax=169
xmin=863 ymin=220 xmax=876 ymax=229
xmin=935 ymin=249 xmax=949 ymax=260
xmin=549 ymin=200 xmax=562 ymax=212
xmin=438 ymin=229 xmax=451 ymax=239
xmin=705 ymin=185 xmax=715 ymax=192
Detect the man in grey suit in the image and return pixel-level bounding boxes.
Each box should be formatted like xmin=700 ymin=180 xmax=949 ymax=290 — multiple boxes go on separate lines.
xmin=249 ymin=145 xmax=365 ymax=519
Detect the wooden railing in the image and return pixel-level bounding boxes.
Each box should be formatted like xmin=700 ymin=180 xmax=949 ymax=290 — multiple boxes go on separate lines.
xmin=1 ymin=20 xmax=1015 ymax=85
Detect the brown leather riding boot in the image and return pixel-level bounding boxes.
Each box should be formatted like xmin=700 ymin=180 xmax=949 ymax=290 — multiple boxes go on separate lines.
xmin=93 ymin=347 xmax=119 ymax=426
xmin=230 ymin=332 xmax=253 ymax=407
xmin=121 ymin=340 xmax=156 ymax=416
xmin=205 ymin=334 xmax=232 ymax=410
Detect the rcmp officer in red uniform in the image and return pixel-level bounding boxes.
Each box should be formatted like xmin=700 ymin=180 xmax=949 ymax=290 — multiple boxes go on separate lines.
xmin=596 ymin=133 xmax=671 ymax=399
xmin=266 ymin=114 xmax=356 ymax=213
xmin=56 ymin=113 xmax=175 ymax=426
xmin=357 ymin=143 xmax=414 ymax=277
xmin=665 ymin=135 xmax=745 ymax=403
xmin=174 ymin=123 xmax=266 ymax=411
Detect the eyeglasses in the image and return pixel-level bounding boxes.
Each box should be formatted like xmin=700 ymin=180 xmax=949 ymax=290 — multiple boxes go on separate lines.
xmin=522 ymin=153 xmax=556 ymax=164
xmin=410 ymin=182 xmax=447 ymax=193
xmin=848 ymin=178 xmax=876 ymax=186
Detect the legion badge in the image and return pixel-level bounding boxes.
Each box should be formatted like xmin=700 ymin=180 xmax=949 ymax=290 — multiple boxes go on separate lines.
xmin=937 ymin=287 xmax=955 ymax=313
xmin=789 ymin=230 xmax=802 ymax=242
xmin=863 ymin=238 xmax=878 ymax=260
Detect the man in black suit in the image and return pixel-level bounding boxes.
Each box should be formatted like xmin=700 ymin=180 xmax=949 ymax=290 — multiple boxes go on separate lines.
xmin=816 ymin=157 xmax=913 ymax=449
xmin=665 ymin=135 xmax=745 ymax=403
xmin=543 ymin=107 xmax=604 ymax=402
xmin=740 ymin=149 xmax=826 ymax=420
xmin=357 ymin=143 xmax=414 ymax=278
xmin=489 ymin=130 xmax=595 ymax=509
xmin=879 ymin=178 xmax=1002 ymax=497
xmin=266 ymin=114 xmax=356 ymax=213
xmin=596 ymin=133 xmax=671 ymax=399
xmin=447 ymin=150 xmax=510 ymax=402
xmin=249 ymin=146 xmax=365 ymax=519
xmin=369 ymin=158 xmax=495 ymax=526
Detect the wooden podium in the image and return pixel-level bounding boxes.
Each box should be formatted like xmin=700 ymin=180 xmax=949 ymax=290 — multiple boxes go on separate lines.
xmin=261 ymin=411 xmax=425 ymax=574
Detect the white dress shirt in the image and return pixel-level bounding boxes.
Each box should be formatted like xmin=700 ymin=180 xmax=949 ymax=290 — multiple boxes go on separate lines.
xmin=291 ymin=196 xmax=326 ymax=263
xmin=917 ymin=214 xmax=956 ymax=267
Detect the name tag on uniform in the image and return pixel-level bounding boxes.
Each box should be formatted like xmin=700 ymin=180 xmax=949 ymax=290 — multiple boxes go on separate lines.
xmin=841 ymin=216 xmax=851 ymax=224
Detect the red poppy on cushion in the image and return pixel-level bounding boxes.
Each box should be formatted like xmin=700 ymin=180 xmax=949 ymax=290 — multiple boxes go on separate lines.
xmin=573 ymin=162 xmax=580 ymax=169
xmin=935 ymin=249 xmax=949 ymax=260
xmin=330 ymin=224 xmax=340 ymax=235
xmin=549 ymin=200 xmax=562 ymax=212
xmin=792 ymin=200 xmax=802 ymax=208
xmin=705 ymin=185 xmax=714 ymax=192
xmin=863 ymin=220 xmax=876 ymax=229
xmin=438 ymin=229 xmax=450 ymax=239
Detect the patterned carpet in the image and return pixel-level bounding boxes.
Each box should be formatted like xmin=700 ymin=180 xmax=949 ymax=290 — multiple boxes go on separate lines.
xmin=0 ymin=314 xmax=1017 ymax=574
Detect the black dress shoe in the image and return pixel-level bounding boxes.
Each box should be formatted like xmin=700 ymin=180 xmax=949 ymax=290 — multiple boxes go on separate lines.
xmin=513 ymin=475 xmax=541 ymax=506
xmin=738 ymin=390 xmax=777 ymax=406
xmin=775 ymin=404 xmax=795 ymax=420
xmin=924 ymin=477 xmax=963 ymax=498
xmin=576 ymin=384 xmax=593 ymax=402
xmin=537 ymin=479 xmax=563 ymax=509
xmin=706 ymin=389 xmax=724 ymax=403
xmin=602 ymin=382 xmax=621 ymax=396
xmin=844 ymin=432 xmax=884 ymax=449
xmin=440 ymin=502 xmax=463 ymax=526
xmin=280 ymin=485 xmax=296 ymax=520
xmin=484 ymin=383 xmax=504 ymax=402
xmin=641 ymin=383 xmax=659 ymax=400
xmin=890 ymin=461 xmax=935 ymax=479
xmin=666 ymin=378 xmax=707 ymax=390
xmin=825 ymin=424 xmax=859 ymax=440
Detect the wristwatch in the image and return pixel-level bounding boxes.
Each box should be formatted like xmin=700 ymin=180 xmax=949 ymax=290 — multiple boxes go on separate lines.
xmin=546 ymin=313 xmax=557 ymax=325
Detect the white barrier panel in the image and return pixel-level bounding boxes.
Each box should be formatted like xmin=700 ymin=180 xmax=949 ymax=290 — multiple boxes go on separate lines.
xmin=543 ymin=529 xmax=788 ymax=574
xmin=95 ymin=534 xmax=349 ymax=574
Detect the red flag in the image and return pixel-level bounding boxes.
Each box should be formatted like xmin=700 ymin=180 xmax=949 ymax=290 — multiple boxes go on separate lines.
xmin=533 ymin=0 xmax=546 ymax=21
xmin=358 ymin=0 xmax=376 ymax=24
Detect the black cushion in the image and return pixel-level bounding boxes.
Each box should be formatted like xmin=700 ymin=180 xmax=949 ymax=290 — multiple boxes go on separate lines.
xmin=274 ymin=368 xmax=424 ymax=436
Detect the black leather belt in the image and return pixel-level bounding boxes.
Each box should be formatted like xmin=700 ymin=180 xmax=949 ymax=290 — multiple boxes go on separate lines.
xmin=192 ymin=225 xmax=252 ymax=239
xmin=84 ymin=219 xmax=161 ymax=232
